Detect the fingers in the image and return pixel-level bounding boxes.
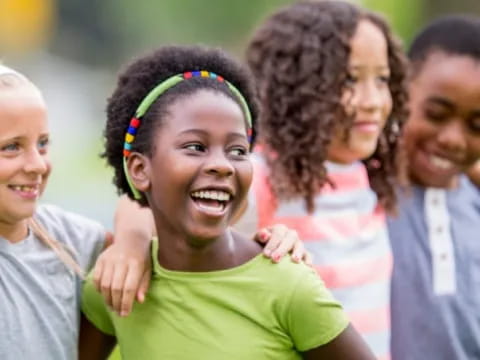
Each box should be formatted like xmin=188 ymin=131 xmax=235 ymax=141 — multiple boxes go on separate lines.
xmin=256 ymin=224 xmax=311 ymax=265
xmin=99 ymin=262 xmax=115 ymax=309
xmin=290 ymin=237 xmax=306 ymax=263
xmin=262 ymin=224 xmax=288 ymax=260
xmin=270 ymin=229 xmax=299 ymax=263
xmin=93 ymin=257 xmax=105 ymax=293
xmin=253 ymin=228 xmax=271 ymax=245
xmin=303 ymin=251 xmax=314 ymax=267
xmin=119 ymin=263 xmax=142 ymax=317
xmin=136 ymin=270 xmax=151 ymax=304
xmin=109 ymin=264 xmax=128 ymax=314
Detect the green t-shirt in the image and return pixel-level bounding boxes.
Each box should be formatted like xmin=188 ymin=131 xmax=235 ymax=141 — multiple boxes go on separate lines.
xmin=82 ymin=240 xmax=348 ymax=359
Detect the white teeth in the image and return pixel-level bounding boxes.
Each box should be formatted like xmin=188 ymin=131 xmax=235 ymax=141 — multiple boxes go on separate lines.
xmin=191 ymin=190 xmax=231 ymax=201
xmin=430 ymin=155 xmax=454 ymax=170
xmin=11 ymin=185 xmax=38 ymax=193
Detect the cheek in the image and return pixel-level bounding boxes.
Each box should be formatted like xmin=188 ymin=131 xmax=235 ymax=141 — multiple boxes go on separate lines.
xmin=383 ymin=92 xmax=393 ymax=119
xmin=44 ymin=159 xmax=52 ymax=177
xmin=467 ymin=136 xmax=480 ymax=162
xmin=341 ymin=89 xmax=354 ymax=115
xmin=0 ymin=159 xmax=21 ymax=182
xmin=236 ymin=161 xmax=253 ymax=199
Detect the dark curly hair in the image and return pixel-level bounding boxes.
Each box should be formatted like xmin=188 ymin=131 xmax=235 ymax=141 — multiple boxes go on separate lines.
xmin=246 ymin=0 xmax=408 ymax=213
xmin=103 ymin=45 xmax=259 ymax=206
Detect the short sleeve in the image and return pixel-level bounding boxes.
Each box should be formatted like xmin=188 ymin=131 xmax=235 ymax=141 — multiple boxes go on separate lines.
xmin=81 ymin=275 xmax=116 ymax=336
xmin=286 ymin=267 xmax=349 ymax=351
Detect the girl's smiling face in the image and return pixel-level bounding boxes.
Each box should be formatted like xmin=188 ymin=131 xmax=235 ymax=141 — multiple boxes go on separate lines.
xmin=0 ymin=82 xmax=51 ymax=227
xmin=135 ymin=89 xmax=252 ymax=245
xmin=327 ymin=19 xmax=392 ymax=164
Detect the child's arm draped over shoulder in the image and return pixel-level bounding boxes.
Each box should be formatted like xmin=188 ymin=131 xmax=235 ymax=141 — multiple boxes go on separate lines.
xmin=93 ymin=195 xmax=154 ymax=316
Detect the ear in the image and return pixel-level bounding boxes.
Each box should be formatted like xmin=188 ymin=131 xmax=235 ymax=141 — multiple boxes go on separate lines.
xmin=126 ymin=152 xmax=151 ymax=193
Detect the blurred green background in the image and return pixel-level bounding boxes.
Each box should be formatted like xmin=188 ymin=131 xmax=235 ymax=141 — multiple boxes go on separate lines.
xmin=1 ymin=0 xmax=478 ymax=229
xmin=0 ymin=1 xmax=477 ymax=358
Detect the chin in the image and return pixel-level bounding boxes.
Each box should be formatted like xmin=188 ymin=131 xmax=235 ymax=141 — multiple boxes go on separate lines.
xmin=187 ymin=226 xmax=226 ymax=244
xmin=411 ymin=172 xmax=457 ymax=189
xmin=348 ymin=141 xmax=378 ymax=161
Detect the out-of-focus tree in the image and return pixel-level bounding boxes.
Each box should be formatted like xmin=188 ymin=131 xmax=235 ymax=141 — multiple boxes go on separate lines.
xmin=363 ymin=0 xmax=424 ymax=45
xmin=424 ymin=0 xmax=480 ymax=19
xmin=49 ymin=0 xmax=293 ymax=67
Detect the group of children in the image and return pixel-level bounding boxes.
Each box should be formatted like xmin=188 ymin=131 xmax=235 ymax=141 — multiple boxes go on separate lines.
xmin=0 ymin=1 xmax=479 ymax=359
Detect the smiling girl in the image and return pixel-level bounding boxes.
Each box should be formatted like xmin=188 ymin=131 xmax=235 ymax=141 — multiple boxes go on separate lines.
xmin=80 ymin=45 xmax=375 ymax=359
xmin=234 ymin=1 xmax=409 ymax=358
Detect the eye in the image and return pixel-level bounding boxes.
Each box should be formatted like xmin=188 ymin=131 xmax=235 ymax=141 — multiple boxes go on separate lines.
xmin=377 ymin=75 xmax=390 ymax=84
xmin=38 ymin=137 xmax=50 ymax=152
xmin=344 ymin=74 xmax=357 ymax=86
xmin=228 ymin=146 xmax=248 ymax=157
xmin=469 ymin=117 xmax=480 ymax=134
xmin=184 ymin=143 xmax=206 ymax=152
xmin=424 ymin=105 xmax=450 ymax=123
xmin=1 ymin=142 xmax=19 ymax=152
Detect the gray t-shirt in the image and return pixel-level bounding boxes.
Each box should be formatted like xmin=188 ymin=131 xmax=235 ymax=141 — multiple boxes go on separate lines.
xmin=0 ymin=204 xmax=105 ymax=360
xmin=389 ymin=177 xmax=480 ymax=360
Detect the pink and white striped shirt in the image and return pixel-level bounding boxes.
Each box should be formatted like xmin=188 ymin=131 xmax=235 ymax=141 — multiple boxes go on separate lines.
xmin=236 ymin=153 xmax=392 ymax=359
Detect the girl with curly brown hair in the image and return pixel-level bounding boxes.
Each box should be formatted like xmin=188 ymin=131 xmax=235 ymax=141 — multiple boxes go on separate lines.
xmin=235 ymin=1 xmax=409 ymax=358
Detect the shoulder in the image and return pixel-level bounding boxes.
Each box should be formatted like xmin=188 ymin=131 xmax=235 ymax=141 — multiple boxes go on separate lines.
xmin=258 ymin=255 xmax=332 ymax=300
xmin=264 ymin=258 xmax=349 ymax=351
xmin=35 ymin=204 xmax=106 ymax=270
xmin=35 ymin=204 xmax=104 ymax=236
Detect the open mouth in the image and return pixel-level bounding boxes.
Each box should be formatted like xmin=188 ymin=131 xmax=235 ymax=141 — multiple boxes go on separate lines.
xmin=190 ymin=190 xmax=232 ymax=215
xmin=429 ymin=154 xmax=455 ymax=171
xmin=8 ymin=184 xmax=40 ymax=198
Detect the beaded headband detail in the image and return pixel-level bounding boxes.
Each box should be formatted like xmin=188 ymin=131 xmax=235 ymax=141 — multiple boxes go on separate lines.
xmin=123 ymin=70 xmax=253 ymax=200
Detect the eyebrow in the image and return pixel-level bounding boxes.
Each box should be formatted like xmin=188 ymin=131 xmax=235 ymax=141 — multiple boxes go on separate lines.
xmin=178 ymin=129 xmax=248 ymax=140
xmin=426 ymin=96 xmax=480 ymax=118
xmin=348 ymin=65 xmax=390 ymax=72
xmin=424 ymin=96 xmax=455 ymax=110
xmin=0 ymin=133 xmax=49 ymax=143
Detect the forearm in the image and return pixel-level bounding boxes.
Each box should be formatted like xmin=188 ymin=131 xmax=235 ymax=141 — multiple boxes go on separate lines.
xmin=114 ymin=195 xmax=156 ymax=247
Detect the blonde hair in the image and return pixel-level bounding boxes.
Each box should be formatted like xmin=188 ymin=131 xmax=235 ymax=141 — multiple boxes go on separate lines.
xmin=0 ymin=65 xmax=84 ymax=278
xmin=28 ymin=218 xmax=85 ymax=278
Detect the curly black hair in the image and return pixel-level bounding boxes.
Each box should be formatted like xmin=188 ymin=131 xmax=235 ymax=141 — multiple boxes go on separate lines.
xmin=246 ymin=0 xmax=408 ymax=213
xmin=103 ymin=45 xmax=259 ymax=206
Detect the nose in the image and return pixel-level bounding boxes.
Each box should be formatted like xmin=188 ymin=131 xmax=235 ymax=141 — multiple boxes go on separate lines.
xmin=356 ymin=79 xmax=383 ymax=112
xmin=204 ymin=148 xmax=234 ymax=177
xmin=23 ymin=148 xmax=49 ymax=175
xmin=437 ymin=120 xmax=467 ymax=156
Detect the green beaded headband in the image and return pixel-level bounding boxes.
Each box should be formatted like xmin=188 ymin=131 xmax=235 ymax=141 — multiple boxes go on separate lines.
xmin=123 ymin=70 xmax=253 ymax=200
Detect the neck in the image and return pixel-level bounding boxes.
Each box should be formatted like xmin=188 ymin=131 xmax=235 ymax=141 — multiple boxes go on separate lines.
xmin=156 ymin=224 xmax=242 ymax=272
xmin=0 ymin=218 xmax=29 ymax=243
